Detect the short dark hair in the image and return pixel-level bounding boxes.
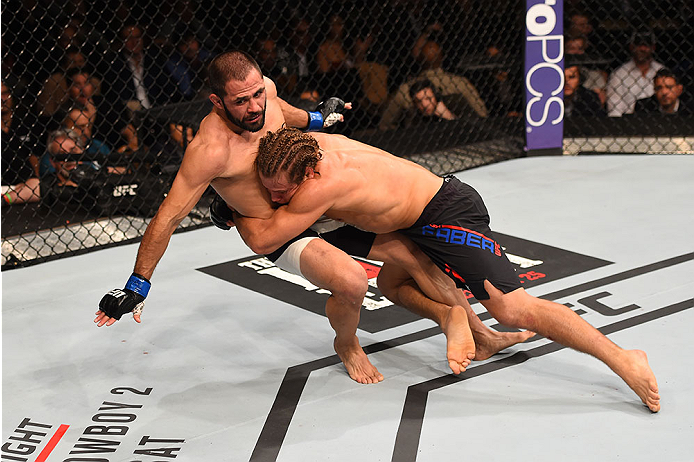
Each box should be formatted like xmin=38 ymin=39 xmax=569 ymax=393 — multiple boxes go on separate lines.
xmin=654 ymin=68 xmax=680 ymax=85
xmin=630 ymin=29 xmax=655 ymax=46
xmin=65 ymin=66 xmax=92 ymax=87
xmin=207 ymin=50 xmax=262 ymax=97
xmin=409 ymin=79 xmax=439 ymax=100
xmin=564 ymin=63 xmax=584 ymax=85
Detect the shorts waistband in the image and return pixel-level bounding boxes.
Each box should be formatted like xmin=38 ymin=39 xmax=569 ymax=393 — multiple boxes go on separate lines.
xmin=411 ymin=175 xmax=460 ymax=228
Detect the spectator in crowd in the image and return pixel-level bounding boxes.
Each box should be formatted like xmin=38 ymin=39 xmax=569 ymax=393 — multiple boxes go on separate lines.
xmin=411 ymin=21 xmax=445 ymax=73
xmin=563 ymin=61 xmax=606 ymax=117
xmin=285 ymin=84 xmax=322 ymax=112
xmin=102 ymin=23 xmax=182 ymax=113
xmin=63 ymin=67 xmax=139 ymax=154
xmin=63 ymin=105 xmax=110 ymax=157
xmin=151 ymin=1 xmax=215 ymax=53
xmin=316 ymin=14 xmax=363 ymax=102
xmin=102 ymin=23 xmax=184 ymax=154
xmin=38 ymin=128 xmax=109 ymax=207
xmin=255 ymin=37 xmax=297 ymax=97
xmin=1 ymin=81 xmax=40 ymax=205
xmin=407 ymin=79 xmax=459 ymax=125
xmin=39 ymin=128 xmax=83 ymax=179
xmin=379 ymin=40 xmax=488 ymax=130
xmin=564 ymin=33 xmax=608 ymax=106
xmin=565 ymin=10 xmax=606 ymax=57
xmin=349 ymin=20 xmax=389 ymax=121
xmin=606 ymin=30 xmax=664 ymax=117
xmin=62 ymin=105 xmax=130 ymax=174
xmin=634 ymin=68 xmax=691 ymax=115
xmin=37 ymin=47 xmax=99 ymax=118
xmin=164 ymin=28 xmax=215 ymax=100
xmin=287 ymin=17 xmax=317 ymax=86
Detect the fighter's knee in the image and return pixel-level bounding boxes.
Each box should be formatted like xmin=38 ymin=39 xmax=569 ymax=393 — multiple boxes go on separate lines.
xmin=481 ymin=288 xmax=535 ymax=328
xmin=330 ymin=261 xmax=369 ymax=305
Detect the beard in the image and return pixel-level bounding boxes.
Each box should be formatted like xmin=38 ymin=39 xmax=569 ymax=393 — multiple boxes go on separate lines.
xmin=222 ymin=98 xmax=267 ymax=132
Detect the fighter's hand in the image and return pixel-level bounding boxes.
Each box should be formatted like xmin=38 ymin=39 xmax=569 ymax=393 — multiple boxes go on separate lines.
xmin=94 ymin=308 xmax=142 ymax=327
xmin=317 ymin=97 xmax=350 ymax=128
xmin=306 ymin=98 xmax=352 ymax=131
xmin=210 ymin=193 xmax=236 ymax=230
xmin=95 ymin=274 xmax=150 ymax=327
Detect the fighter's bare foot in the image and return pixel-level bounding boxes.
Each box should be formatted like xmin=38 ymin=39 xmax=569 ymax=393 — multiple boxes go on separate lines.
xmin=442 ymin=305 xmax=476 ymax=374
xmin=616 ymin=349 xmax=660 ymax=412
xmin=473 ymin=328 xmax=536 ymax=361
xmin=334 ymin=337 xmax=384 ymax=384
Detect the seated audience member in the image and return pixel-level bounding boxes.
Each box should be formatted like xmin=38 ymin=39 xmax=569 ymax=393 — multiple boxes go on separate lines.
xmin=103 ymin=23 xmax=184 ymax=153
xmin=255 ymin=37 xmax=297 ymax=97
xmin=286 ymin=84 xmax=321 ymax=112
xmin=38 ymin=128 xmax=105 ymax=207
xmin=563 ymin=62 xmax=605 ymax=117
xmin=165 ymin=28 xmax=214 ymax=100
xmin=287 ymin=17 xmax=317 ymax=86
xmin=634 ymin=68 xmax=691 ymax=115
xmin=37 ymin=47 xmax=99 ymax=118
xmin=64 ymin=67 xmax=138 ymax=153
xmin=565 ymin=10 xmax=609 ymax=58
xmin=606 ymin=30 xmax=664 ymax=117
xmin=62 ymin=105 xmax=110 ymax=156
xmin=379 ymin=41 xmax=488 ymax=130
xmin=39 ymin=128 xmax=84 ymax=179
xmin=408 ymin=79 xmax=458 ymax=125
xmin=2 ymin=81 xmax=40 ymax=205
xmin=63 ymin=106 xmax=130 ymax=174
xmin=316 ymin=14 xmax=362 ymax=101
xmin=102 ymin=23 xmax=182 ymax=112
xmin=564 ymin=33 xmax=608 ymax=105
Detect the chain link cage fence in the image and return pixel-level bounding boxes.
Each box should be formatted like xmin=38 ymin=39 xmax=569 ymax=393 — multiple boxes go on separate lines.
xmin=2 ymin=1 xmax=693 ymax=269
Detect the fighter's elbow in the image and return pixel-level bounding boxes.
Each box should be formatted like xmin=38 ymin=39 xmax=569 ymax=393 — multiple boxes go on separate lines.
xmin=243 ymin=234 xmax=280 ymax=256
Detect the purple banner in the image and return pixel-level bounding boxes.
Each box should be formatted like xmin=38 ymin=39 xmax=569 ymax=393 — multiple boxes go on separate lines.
xmin=525 ymin=0 xmax=564 ymax=151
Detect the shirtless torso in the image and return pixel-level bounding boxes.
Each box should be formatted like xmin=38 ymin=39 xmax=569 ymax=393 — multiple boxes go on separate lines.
xmin=238 ymin=131 xmax=444 ymax=254
xmin=129 ymin=74 xmax=311 ymax=281
xmin=305 ymin=132 xmax=443 ymax=233
xmin=176 ymin=77 xmax=282 ymax=221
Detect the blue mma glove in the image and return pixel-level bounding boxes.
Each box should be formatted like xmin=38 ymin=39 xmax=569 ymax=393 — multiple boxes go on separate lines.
xmin=209 ymin=193 xmax=235 ymax=230
xmin=306 ymin=97 xmax=346 ymax=131
xmin=99 ymin=273 xmax=150 ymax=320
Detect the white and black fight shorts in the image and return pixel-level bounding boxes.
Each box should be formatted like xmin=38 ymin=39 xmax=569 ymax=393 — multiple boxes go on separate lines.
xmin=265 ymin=218 xmax=376 ymax=276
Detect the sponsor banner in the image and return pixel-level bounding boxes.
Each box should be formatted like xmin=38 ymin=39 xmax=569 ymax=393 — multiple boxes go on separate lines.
xmin=198 ymin=232 xmax=611 ymax=333
xmin=1 ymin=387 xmax=186 ymax=462
xmin=525 ymin=0 xmax=564 ymax=151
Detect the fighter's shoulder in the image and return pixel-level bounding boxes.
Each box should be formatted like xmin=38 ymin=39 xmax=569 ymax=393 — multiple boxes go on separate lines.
xmin=309 ymin=131 xmax=347 ymax=146
xmin=182 ymin=117 xmax=232 ymax=167
xmin=263 ymin=76 xmax=278 ymax=99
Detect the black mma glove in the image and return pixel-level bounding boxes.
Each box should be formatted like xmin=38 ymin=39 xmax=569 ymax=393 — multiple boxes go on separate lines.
xmin=305 ymin=97 xmax=346 ymax=131
xmin=99 ymin=273 xmax=150 ymax=320
xmin=209 ymin=193 xmax=235 ymax=230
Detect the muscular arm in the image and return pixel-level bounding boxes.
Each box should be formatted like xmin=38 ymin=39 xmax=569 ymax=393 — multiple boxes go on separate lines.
xmin=234 ymin=182 xmax=331 ymax=254
xmin=133 ymin=146 xmax=220 ymax=279
xmin=278 ymin=97 xmax=310 ymax=129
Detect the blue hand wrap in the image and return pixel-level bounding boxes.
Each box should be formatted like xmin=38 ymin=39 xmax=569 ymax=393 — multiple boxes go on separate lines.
xmin=125 ymin=273 xmax=151 ymax=298
xmin=306 ymin=111 xmax=324 ymax=131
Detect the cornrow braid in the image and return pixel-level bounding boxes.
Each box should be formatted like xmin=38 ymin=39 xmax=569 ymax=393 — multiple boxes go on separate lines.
xmin=256 ymin=127 xmax=322 ymax=185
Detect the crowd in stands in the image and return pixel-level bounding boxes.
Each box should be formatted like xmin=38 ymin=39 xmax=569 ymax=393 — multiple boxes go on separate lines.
xmin=2 ymin=0 xmax=692 ymax=209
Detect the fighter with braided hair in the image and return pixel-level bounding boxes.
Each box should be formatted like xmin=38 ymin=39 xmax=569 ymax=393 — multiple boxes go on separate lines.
xmin=233 ymin=127 xmax=661 ymax=412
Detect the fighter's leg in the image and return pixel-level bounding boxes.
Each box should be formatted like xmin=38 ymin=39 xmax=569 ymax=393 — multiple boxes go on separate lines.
xmin=376 ymin=260 xmax=534 ymax=362
xmin=369 ymin=233 xmax=533 ymax=363
xmin=479 ymin=282 xmax=660 ymax=412
xmin=277 ymin=236 xmax=383 ymax=384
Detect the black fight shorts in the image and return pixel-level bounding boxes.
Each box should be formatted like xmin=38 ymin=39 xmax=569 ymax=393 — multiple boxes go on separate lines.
xmin=266 ymin=224 xmax=376 ymax=263
xmin=400 ymin=176 xmax=521 ymax=300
